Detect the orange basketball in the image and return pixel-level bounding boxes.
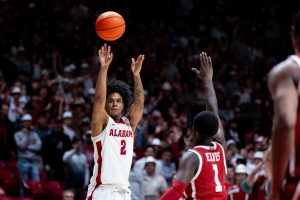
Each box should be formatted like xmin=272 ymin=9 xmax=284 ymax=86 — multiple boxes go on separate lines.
xmin=95 ymin=11 xmax=126 ymax=41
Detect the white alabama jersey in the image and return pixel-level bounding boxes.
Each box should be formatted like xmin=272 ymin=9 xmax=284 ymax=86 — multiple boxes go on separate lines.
xmin=87 ymin=116 xmax=134 ymax=198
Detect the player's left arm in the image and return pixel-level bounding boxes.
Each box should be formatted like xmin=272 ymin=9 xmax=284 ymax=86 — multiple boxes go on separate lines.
xmin=160 ymin=152 xmax=199 ymax=200
xmin=192 ymin=52 xmax=226 ymax=150
xmin=128 ymin=55 xmax=145 ymax=132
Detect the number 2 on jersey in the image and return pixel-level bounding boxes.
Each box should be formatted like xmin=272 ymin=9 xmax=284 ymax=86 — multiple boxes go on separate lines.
xmin=212 ymin=164 xmax=222 ymax=192
xmin=120 ymin=140 xmax=126 ymax=155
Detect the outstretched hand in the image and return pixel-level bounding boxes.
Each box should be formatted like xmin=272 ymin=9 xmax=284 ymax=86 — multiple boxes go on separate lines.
xmin=131 ymin=55 xmax=145 ymax=76
xmin=191 ymin=52 xmax=213 ymax=81
xmin=99 ymin=43 xmax=113 ymax=68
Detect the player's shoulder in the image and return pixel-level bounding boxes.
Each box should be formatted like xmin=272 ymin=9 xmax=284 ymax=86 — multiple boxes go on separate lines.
xmin=268 ymin=56 xmax=300 ymax=89
xmin=192 ymin=142 xmax=220 ymax=151
xmin=105 ymin=116 xmax=114 ymax=125
xmin=269 ymin=56 xmax=299 ymax=78
xmin=181 ymin=150 xmax=200 ymax=165
xmin=214 ymin=141 xmax=224 ymax=150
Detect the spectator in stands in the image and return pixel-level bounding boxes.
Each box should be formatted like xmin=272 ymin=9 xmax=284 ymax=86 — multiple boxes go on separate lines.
xmin=34 ymin=112 xmax=51 ymax=141
xmin=76 ymin=62 xmax=94 ymax=96
xmin=63 ymin=137 xmax=89 ymax=200
xmin=62 ymin=111 xmax=77 ymax=141
xmin=226 ymin=139 xmax=242 ymax=165
xmin=158 ymin=148 xmax=176 ymax=185
xmin=42 ymin=118 xmax=72 ymax=181
xmin=63 ymin=189 xmax=75 ymax=200
xmin=143 ymin=156 xmax=167 ymax=200
xmin=129 ymin=152 xmax=144 ymax=200
xmin=225 ymin=164 xmax=236 ymax=190
xmin=82 ymin=129 xmax=93 ymax=174
xmin=225 ymin=121 xmax=241 ymax=145
xmin=10 ymin=46 xmax=31 ymax=76
xmin=249 ymin=148 xmax=271 ymax=200
xmin=0 ymin=186 xmax=5 ymax=195
xmin=134 ymin=145 xmax=162 ymax=175
xmin=0 ymin=1 xmax=295 ymax=199
xmin=0 ymin=102 xmax=15 ymax=159
xmin=8 ymin=87 xmax=24 ymax=123
xmin=227 ymin=162 xmax=264 ymax=199
xmin=14 ymin=114 xmax=42 ymax=196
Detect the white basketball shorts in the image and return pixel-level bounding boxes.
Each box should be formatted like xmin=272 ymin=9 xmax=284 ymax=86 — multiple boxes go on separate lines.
xmin=87 ymin=184 xmax=131 ymax=200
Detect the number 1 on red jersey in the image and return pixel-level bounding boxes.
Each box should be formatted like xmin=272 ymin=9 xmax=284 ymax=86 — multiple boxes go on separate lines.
xmin=212 ymin=164 xmax=222 ymax=192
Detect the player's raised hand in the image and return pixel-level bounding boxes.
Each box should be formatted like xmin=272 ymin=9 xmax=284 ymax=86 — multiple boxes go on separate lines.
xmin=99 ymin=43 xmax=113 ymax=68
xmin=191 ymin=52 xmax=213 ymax=81
xmin=131 ymin=55 xmax=145 ymax=76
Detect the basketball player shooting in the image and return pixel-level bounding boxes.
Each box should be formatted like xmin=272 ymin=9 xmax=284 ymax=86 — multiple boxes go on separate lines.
xmin=160 ymin=52 xmax=227 ymax=200
xmin=86 ymin=44 xmax=145 ymax=200
xmin=268 ymin=9 xmax=300 ymax=200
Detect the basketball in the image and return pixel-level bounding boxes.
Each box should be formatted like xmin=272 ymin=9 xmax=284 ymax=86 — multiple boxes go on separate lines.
xmin=95 ymin=11 xmax=126 ymax=41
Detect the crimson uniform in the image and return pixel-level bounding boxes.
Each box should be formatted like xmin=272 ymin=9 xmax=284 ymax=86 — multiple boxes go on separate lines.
xmin=183 ymin=142 xmax=227 ymax=200
xmin=227 ymin=184 xmax=249 ymax=200
xmin=249 ymin=176 xmax=268 ymax=200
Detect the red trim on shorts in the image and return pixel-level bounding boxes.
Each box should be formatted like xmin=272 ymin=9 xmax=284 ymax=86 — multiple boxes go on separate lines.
xmin=87 ymin=141 xmax=103 ymax=200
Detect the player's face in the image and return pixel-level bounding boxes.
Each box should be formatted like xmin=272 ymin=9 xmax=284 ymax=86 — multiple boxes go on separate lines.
xmin=106 ymin=93 xmax=124 ymax=118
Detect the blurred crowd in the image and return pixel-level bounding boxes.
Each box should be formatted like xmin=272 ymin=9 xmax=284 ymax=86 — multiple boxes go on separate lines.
xmin=0 ymin=0 xmax=299 ymax=199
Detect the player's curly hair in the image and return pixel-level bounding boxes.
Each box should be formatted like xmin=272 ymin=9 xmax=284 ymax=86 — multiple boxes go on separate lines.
xmin=107 ymin=80 xmax=133 ymax=114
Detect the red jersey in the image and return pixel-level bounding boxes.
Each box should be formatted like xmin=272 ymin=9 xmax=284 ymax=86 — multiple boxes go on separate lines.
xmin=282 ymin=79 xmax=300 ymax=199
xmin=249 ymin=176 xmax=268 ymax=200
xmin=290 ymin=84 xmax=300 ymax=179
xmin=183 ymin=142 xmax=227 ymax=200
xmin=225 ymin=182 xmax=234 ymax=191
xmin=287 ymin=55 xmax=300 ymax=180
xmin=227 ymin=185 xmax=249 ymax=200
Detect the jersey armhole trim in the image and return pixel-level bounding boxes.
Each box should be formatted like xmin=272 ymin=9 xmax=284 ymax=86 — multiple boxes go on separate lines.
xmin=91 ymin=116 xmax=112 ymax=141
xmin=188 ymin=149 xmax=203 ymax=181
xmin=216 ymin=142 xmax=227 ymax=174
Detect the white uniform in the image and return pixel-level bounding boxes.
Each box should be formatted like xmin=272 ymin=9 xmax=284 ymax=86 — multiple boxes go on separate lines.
xmin=86 ymin=116 xmax=134 ymax=200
